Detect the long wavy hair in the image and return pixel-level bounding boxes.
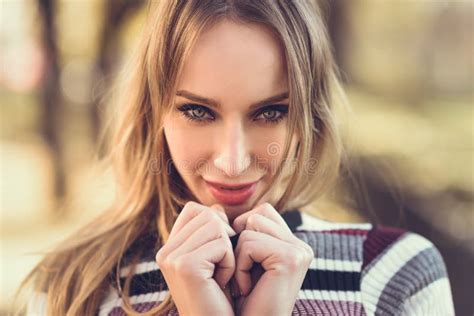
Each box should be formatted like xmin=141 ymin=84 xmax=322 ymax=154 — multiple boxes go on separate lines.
xmin=13 ymin=0 xmax=349 ymax=314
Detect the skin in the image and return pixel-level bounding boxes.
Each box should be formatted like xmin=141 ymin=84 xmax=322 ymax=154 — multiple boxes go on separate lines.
xmin=158 ymin=18 xmax=313 ymax=315
xmin=163 ymin=17 xmax=299 ymax=223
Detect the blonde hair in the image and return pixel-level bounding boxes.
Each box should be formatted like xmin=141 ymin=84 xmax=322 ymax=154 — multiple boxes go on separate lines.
xmin=13 ymin=0 xmax=348 ymax=314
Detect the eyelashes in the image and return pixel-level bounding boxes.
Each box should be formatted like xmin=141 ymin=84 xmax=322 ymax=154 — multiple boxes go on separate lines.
xmin=176 ymin=103 xmax=289 ymax=125
xmin=177 ymin=104 xmax=214 ymax=123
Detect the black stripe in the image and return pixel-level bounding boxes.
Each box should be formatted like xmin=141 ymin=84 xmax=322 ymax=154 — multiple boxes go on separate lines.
xmin=119 ymin=269 xmax=168 ymax=297
xmin=302 ymin=269 xmax=361 ymax=291
xmin=120 ymin=267 xmax=360 ymax=297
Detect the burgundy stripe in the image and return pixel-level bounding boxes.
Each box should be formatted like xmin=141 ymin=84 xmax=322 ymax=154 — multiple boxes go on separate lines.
xmin=362 ymin=225 xmax=406 ymax=270
xmin=321 ymin=229 xmax=371 ymax=236
xmin=295 ymin=228 xmax=369 ymax=235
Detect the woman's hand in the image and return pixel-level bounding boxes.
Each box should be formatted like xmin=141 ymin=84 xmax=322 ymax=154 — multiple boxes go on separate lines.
xmin=155 ymin=201 xmax=237 ymax=316
xmin=231 ymin=203 xmax=314 ymax=316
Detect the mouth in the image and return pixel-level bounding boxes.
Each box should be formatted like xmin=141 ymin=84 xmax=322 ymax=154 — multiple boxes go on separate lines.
xmin=204 ymin=180 xmax=259 ymax=206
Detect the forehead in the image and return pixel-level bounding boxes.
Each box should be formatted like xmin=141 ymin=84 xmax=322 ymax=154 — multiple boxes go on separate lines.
xmin=177 ymin=19 xmax=288 ymax=106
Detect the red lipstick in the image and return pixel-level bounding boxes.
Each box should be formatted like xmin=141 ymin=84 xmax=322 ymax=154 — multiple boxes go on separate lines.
xmin=205 ymin=180 xmax=258 ymax=205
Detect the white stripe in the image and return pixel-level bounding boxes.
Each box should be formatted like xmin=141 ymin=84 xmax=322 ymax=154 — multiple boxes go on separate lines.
xmin=361 ymin=233 xmax=434 ymax=316
xmin=401 ymin=278 xmax=455 ymax=316
xmin=99 ymin=289 xmax=363 ymax=314
xmin=119 ymin=258 xmax=360 ymax=278
xmin=298 ymin=212 xmax=373 ymax=231
xmin=119 ymin=260 xmax=159 ymax=277
xmin=309 ymin=258 xmax=361 ymax=272
xmin=298 ymin=289 xmax=362 ymax=302
xmin=98 ymin=290 xmax=170 ymax=316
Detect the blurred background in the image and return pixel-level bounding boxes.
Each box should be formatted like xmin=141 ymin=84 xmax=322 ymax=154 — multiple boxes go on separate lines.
xmin=0 ymin=0 xmax=472 ymax=314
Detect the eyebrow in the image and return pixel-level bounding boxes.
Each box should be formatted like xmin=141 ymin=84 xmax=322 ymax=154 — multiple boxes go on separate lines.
xmin=175 ymin=90 xmax=289 ymax=111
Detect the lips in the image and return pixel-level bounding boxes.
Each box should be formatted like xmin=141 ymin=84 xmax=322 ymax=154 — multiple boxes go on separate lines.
xmin=205 ymin=180 xmax=258 ymax=205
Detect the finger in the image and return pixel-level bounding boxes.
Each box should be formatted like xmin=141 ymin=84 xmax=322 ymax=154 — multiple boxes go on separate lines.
xmin=169 ymin=201 xmax=202 ymax=240
xmin=170 ymin=202 xmax=233 ymax=239
xmin=243 ymin=213 xmax=293 ymax=241
xmin=234 ymin=239 xmax=259 ymax=297
xmin=190 ymin=237 xmax=235 ymax=289
xmin=162 ymin=210 xmax=235 ymax=258
xmin=168 ymin=220 xmax=229 ymax=260
xmin=171 ymin=202 xmax=235 ymax=239
xmin=210 ymin=204 xmax=229 ymax=225
xmin=206 ymin=204 xmax=235 ymax=235
xmin=234 ymin=230 xmax=287 ymax=296
xmin=232 ymin=202 xmax=290 ymax=234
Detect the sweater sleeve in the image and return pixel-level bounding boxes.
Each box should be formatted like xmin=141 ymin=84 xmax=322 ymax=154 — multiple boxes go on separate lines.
xmin=360 ymin=226 xmax=455 ymax=316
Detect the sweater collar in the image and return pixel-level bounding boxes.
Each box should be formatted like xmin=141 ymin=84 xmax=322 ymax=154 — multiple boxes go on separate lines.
xmin=281 ymin=209 xmax=302 ymax=232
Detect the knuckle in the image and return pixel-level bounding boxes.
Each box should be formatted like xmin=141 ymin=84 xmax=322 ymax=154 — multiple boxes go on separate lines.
xmin=247 ymin=214 xmax=260 ymax=226
xmin=260 ymin=202 xmax=275 ymax=216
xmin=239 ymin=229 xmax=252 ymax=241
xmin=184 ymin=201 xmax=197 ymax=209
xmin=284 ymin=250 xmax=306 ymax=270
xmin=292 ymin=238 xmax=314 ymax=258
xmin=219 ymin=236 xmax=229 ymax=248
xmin=206 ymin=221 xmax=225 ymax=239
xmin=206 ymin=212 xmax=223 ymax=227
xmin=200 ymin=209 xmax=211 ymax=219
xmin=202 ymin=209 xmax=217 ymax=220
xmin=157 ymin=253 xmax=173 ymax=270
xmin=182 ymin=201 xmax=198 ymax=214
xmin=155 ymin=246 xmax=172 ymax=266
xmin=238 ymin=238 xmax=252 ymax=253
xmin=263 ymin=202 xmax=274 ymax=211
xmin=155 ymin=250 xmax=164 ymax=264
xmin=174 ymin=256 xmax=193 ymax=273
xmin=297 ymin=239 xmax=315 ymax=258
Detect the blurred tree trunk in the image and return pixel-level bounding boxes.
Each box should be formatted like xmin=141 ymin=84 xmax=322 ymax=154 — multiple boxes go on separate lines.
xmin=91 ymin=0 xmax=145 ymax=155
xmin=327 ymin=0 xmax=351 ymax=83
xmin=37 ymin=0 xmax=66 ymax=211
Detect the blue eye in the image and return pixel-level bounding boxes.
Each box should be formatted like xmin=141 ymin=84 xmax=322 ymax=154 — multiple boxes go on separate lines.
xmin=254 ymin=104 xmax=289 ymax=124
xmin=177 ymin=104 xmax=215 ymax=124
xmin=176 ymin=103 xmax=289 ymax=124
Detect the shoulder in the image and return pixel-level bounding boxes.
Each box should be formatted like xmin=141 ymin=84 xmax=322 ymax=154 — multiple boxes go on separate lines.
xmin=361 ymin=224 xmax=454 ymax=315
xmin=361 ymin=224 xmax=448 ymax=277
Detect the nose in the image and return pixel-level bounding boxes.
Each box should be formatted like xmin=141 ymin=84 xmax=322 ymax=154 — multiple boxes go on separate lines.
xmin=213 ymin=121 xmax=251 ymax=177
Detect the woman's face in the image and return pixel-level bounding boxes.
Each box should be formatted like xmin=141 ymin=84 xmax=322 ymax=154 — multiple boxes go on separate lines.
xmin=163 ymin=18 xmax=298 ymax=222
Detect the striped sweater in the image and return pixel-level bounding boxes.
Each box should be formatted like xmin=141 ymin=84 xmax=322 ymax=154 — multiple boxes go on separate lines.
xmin=27 ymin=210 xmax=455 ymax=315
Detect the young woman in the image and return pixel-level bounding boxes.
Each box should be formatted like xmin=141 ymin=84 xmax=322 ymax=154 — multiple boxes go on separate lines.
xmin=16 ymin=1 xmax=455 ymax=315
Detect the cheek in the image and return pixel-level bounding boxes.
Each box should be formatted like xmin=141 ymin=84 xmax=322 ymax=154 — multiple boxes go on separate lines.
xmin=251 ymin=126 xmax=289 ymax=173
xmin=164 ymin=122 xmax=212 ymax=173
